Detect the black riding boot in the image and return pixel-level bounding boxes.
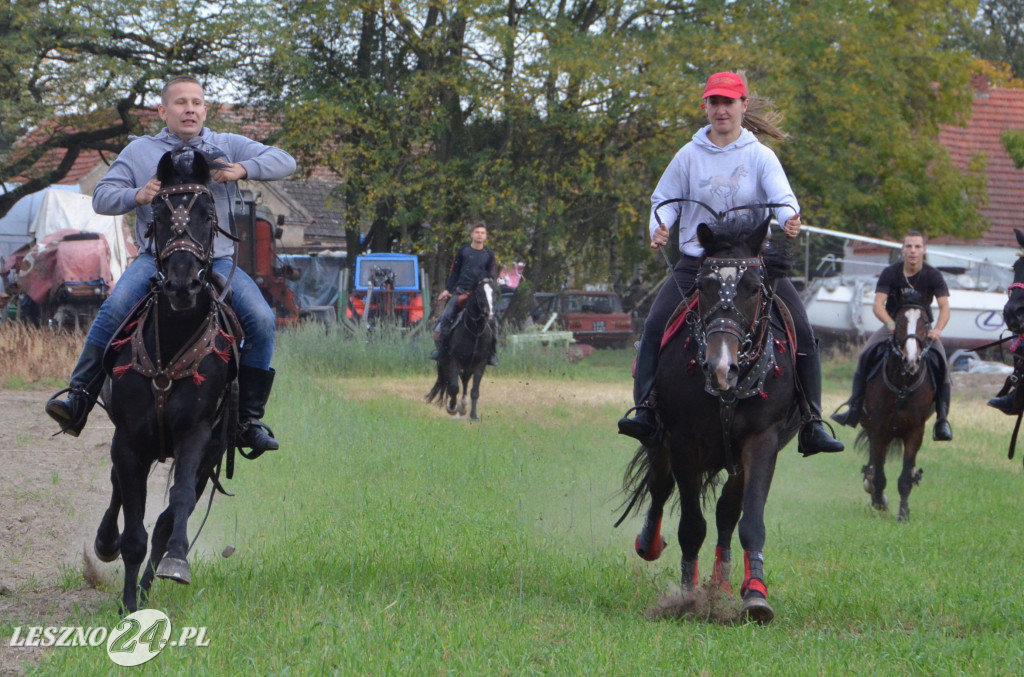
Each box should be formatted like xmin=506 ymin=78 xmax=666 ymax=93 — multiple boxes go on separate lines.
xmin=933 ymin=381 xmax=953 ymax=441
xmin=45 ymin=343 xmax=106 ymax=437
xmin=617 ymin=340 xmax=660 ymax=446
xmin=830 ymin=354 xmax=868 ymax=428
xmin=428 ymin=320 xmax=451 ymax=360
xmin=237 ymin=366 xmax=279 ymax=453
xmin=988 ymin=391 xmax=1021 ymax=415
xmin=796 ymin=351 xmax=845 ymax=457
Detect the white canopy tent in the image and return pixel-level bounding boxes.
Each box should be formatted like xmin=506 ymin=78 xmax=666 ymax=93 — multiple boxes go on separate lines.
xmin=28 ymin=189 xmax=129 ymax=283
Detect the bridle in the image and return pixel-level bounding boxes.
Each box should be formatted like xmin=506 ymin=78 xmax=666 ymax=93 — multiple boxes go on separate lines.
xmin=463 ymin=279 xmax=495 ymax=337
xmin=152 ymin=183 xmax=217 ymax=275
xmin=882 ymin=305 xmax=932 ymax=397
xmin=689 ymin=255 xmax=778 ymax=400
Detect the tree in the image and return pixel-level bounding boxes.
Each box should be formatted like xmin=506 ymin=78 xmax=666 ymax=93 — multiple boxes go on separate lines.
xmin=720 ymin=0 xmax=986 ymax=241
xmin=0 ymin=0 xmax=274 ymax=220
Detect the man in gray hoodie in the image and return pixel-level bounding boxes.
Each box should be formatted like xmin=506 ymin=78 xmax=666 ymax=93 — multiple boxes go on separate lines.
xmin=45 ymin=76 xmax=296 ymax=454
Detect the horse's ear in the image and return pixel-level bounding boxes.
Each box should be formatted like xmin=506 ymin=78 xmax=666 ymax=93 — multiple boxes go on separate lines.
xmin=156 ymin=152 xmax=175 ymax=183
xmin=1015 ymin=228 xmax=1024 ymax=250
xmin=697 ymin=223 xmax=714 ymax=251
xmin=191 ymin=151 xmax=211 ymax=183
xmin=747 ymin=216 xmax=771 ymax=254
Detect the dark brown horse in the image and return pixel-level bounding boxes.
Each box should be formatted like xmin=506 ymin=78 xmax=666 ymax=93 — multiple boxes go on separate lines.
xmin=618 ymin=214 xmax=800 ymax=624
xmin=858 ymin=296 xmax=936 ymax=522
xmin=94 ymin=149 xmax=241 ymax=612
xmin=425 ymin=277 xmax=496 ymax=421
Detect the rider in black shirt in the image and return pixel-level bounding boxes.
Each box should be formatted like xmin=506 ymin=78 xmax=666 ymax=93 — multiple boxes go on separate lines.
xmin=831 ymin=231 xmax=953 ymax=441
xmin=429 ymin=222 xmax=499 ymax=365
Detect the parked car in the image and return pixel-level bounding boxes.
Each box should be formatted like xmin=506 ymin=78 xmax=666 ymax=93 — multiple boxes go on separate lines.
xmin=533 ymin=290 xmax=634 ymax=348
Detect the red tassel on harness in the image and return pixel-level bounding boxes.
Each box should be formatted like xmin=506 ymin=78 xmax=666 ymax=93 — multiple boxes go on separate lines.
xmin=686 ymin=359 xmax=696 ymax=374
xmin=192 ymin=371 xmax=206 ymax=386
xmin=774 ymin=364 xmax=783 ymax=378
xmin=774 ymin=339 xmax=785 ymax=353
xmin=113 ymin=364 xmax=131 ymax=379
xmin=110 ymin=337 xmax=131 ymax=351
xmin=218 ymin=328 xmax=236 ymax=343
xmin=759 ymin=390 xmax=768 ymax=400
xmin=213 ymin=346 xmax=231 ymax=363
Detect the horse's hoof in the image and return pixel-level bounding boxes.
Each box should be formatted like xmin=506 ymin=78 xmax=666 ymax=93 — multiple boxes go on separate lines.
xmin=741 ymin=595 xmax=774 ymax=624
xmin=872 ymin=494 xmax=888 ymax=512
xmin=155 ymin=557 xmax=191 ymax=584
xmin=94 ymin=535 xmax=120 ymax=563
xmin=635 ymin=533 xmax=666 ymax=562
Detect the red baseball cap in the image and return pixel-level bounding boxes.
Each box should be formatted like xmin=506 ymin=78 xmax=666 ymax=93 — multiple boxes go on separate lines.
xmin=703 ymin=72 xmax=747 ymax=99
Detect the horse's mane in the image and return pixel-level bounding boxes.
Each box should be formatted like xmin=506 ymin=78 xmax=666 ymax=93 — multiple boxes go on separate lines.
xmin=700 ymin=215 xmax=793 ymax=281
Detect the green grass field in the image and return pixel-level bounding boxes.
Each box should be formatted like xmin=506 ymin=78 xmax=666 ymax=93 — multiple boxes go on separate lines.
xmin=24 ymin=327 xmax=1024 ymax=674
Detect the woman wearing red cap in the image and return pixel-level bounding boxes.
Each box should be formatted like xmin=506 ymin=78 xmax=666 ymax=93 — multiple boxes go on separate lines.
xmin=617 ymin=71 xmax=844 ymax=458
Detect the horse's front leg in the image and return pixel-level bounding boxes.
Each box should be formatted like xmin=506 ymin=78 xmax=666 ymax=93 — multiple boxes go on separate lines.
xmin=155 ymin=429 xmax=212 ymax=585
xmin=668 ymin=450 xmax=706 ymax=595
xmin=468 ymin=367 xmax=485 ymax=421
xmin=445 ymin=361 xmax=460 ymax=415
xmin=457 ymin=369 xmax=470 ymax=417
xmin=111 ymin=432 xmax=149 ymax=612
xmin=863 ymin=437 xmax=889 ymax=512
xmin=711 ymin=472 xmax=744 ymax=594
xmin=897 ymin=427 xmax=925 ymax=522
xmin=140 ymin=507 xmax=174 ymax=599
xmin=737 ymin=431 xmax=779 ymax=624
xmin=635 ymin=445 xmax=672 ymax=561
xmin=94 ymin=464 xmax=122 ymax=563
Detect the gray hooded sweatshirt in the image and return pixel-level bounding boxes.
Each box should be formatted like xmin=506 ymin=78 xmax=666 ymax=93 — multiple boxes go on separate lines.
xmin=92 ymin=127 xmax=296 ymax=258
xmin=649 ymin=126 xmax=799 ymax=258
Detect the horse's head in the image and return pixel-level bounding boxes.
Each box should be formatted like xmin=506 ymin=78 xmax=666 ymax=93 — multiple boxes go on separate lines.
xmin=474 ymin=277 xmax=496 ymax=322
xmin=891 ymin=293 xmax=931 ymax=375
xmin=694 ymin=213 xmax=771 ymax=393
xmin=150 ymin=149 xmax=217 ymax=311
xmin=1004 ymin=228 xmax=1024 ymax=334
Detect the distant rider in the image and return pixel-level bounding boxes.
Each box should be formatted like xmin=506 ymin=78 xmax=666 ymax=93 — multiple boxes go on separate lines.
xmin=830 ymin=231 xmax=953 ymax=441
xmin=429 ymin=222 xmax=499 ymax=366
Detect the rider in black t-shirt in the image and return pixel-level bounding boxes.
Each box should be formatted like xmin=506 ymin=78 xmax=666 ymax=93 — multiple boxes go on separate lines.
xmin=831 ymin=231 xmax=953 ymax=441
xmin=429 ymin=222 xmax=499 ymax=366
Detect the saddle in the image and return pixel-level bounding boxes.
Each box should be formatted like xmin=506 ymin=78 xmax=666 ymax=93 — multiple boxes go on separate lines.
xmin=103 ymin=287 xmax=243 ymax=462
xmin=863 ymin=336 xmax=947 ymax=391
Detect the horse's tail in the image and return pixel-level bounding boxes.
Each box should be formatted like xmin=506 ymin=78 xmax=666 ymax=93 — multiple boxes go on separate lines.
xmin=614 ymin=445 xmax=653 ymax=527
xmin=424 ymin=360 xmax=446 ymax=406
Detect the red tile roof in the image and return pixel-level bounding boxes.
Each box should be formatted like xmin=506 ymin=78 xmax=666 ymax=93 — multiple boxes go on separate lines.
xmin=937 ymin=82 xmax=1024 ymax=247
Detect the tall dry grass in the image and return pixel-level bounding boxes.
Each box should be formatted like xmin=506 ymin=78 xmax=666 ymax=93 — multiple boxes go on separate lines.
xmin=0 ymin=323 xmax=82 ymax=387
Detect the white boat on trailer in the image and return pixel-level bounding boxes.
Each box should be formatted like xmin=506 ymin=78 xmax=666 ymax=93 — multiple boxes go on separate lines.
xmin=798 ymin=225 xmax=1015 ymax=352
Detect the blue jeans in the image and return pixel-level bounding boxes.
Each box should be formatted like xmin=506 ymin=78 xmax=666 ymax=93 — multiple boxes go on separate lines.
xmin=85 ymin=254 xmax=276 ymax=369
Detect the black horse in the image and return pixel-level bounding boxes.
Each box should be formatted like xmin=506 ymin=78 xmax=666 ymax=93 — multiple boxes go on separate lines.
xmin=94 ymin=149 xmax=241 ymax=612
xmin=425 ymin=277 xmax=496 ymax=421
xmin=858 ymin=298 xmax=936 ymax=521
xmin=618 ymin=215 xmax=800 ymax=624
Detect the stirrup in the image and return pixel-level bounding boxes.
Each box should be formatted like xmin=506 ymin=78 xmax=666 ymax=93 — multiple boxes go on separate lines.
xmin=617 ymin=405 xmax=662 ymax=447
xmin=799 ymin=417 xmax=844 ymax=457
xmin=238 ymin=420 xmax=278 ymax=459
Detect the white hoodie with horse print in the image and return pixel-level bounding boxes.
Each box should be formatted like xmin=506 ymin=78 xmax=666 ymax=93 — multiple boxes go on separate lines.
xmin=649 ymin=126 xmax=799 ymax=258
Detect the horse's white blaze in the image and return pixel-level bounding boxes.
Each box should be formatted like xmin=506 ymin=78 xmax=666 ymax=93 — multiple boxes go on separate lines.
xmin=903 ymin=308 xmax=921 ymax=369
xmin=720 ymin=267 xmax=737 ymax=282
xmin=707 ymin=339 xmax=734 ymax=391
xmin=483 ymin=282 xmax=495 ymax=320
